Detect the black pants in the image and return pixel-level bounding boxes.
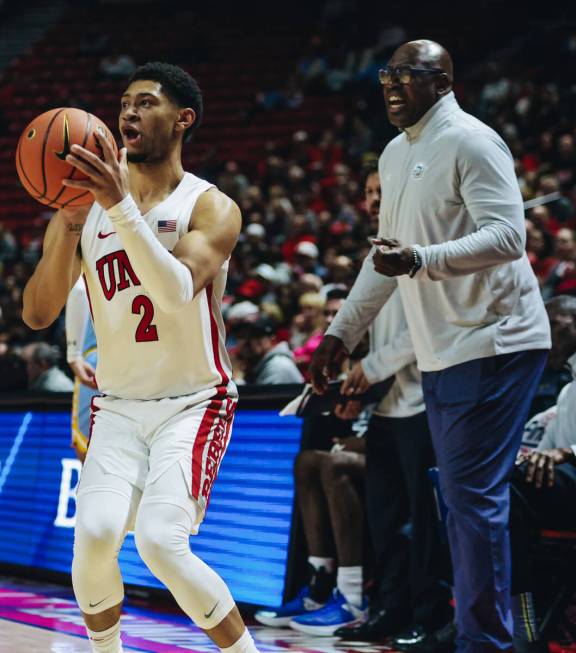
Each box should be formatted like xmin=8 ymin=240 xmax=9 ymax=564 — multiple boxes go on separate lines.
xmin=365 ymin=412 xmax=451 ymax=628
xmin=510 ymin=461 xmax=576 ymax=594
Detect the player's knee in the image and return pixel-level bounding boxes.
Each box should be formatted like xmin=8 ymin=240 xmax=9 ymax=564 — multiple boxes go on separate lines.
xmin=74 ymin=505 xmax=123 ymax=561
xmin=294 ymin=449 xmax=327 ymax=485
xmin=134 ymin=504 xmax=190 ymax=575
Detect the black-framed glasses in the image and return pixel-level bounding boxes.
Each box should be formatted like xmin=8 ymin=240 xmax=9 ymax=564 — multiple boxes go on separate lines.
xmin=378 ymin=65 xmax=444 ymax=85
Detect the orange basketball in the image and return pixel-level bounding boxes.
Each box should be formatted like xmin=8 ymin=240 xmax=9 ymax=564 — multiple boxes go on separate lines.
xmin=15 ymin=107 xmax=118 ymax=209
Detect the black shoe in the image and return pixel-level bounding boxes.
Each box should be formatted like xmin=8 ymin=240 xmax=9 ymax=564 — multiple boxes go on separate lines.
xmin=513 ymin=637 xmax=549 ymax=653
xmin=393 ymin=621 xmax=456 ymax=653
xmin=334 ymin=607 xmax=410 ymax=641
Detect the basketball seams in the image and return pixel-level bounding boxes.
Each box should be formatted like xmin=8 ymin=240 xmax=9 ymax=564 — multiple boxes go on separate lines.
xmin=15 ymin=134 xmax=43 ymax=198
xmin=40 ymin=108 xmax=66 ymax=199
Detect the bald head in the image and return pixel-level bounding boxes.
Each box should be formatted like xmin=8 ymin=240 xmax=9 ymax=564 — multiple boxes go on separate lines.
xmin=382 ymin=39 xmax=454 ymax=129
xmin=396 ymin=40 xmax=453 ymax=83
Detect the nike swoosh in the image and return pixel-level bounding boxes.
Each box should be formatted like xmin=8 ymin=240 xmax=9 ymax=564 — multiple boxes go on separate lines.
xmin=54 ymin=113 xmax=71 ymax=161
xmin=204 ymin=601 xmax=219 ymax=619
xmin=88 ymin=596 xmax=110 ymax=608
xmin=98 ymin=231 xmax=116 ymax=239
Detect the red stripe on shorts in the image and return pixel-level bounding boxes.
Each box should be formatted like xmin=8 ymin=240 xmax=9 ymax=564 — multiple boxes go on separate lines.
xmin=191 ymin=390 xmax=224 ymax=500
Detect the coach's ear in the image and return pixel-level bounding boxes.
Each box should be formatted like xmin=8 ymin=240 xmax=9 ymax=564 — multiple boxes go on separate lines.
xmin=176 ymin=108 xmax=196 ymax=137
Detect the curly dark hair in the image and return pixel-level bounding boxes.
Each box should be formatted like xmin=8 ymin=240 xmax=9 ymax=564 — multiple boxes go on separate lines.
xmin=128 ymin=62 xmax=203 ymax=141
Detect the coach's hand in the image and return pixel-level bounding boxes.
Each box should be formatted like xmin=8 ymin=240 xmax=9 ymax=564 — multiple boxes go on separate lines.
xmin=517 ymin=447 xmax=575 ymax=489
xmin=341 ymin=361 xmax=371 ymax=396
xmin=62 ymin=132 xmax=129 ymax=210
xmin=372 ymin=237 xmax=413 ymax=277
xmin=309 ymin=335 xmax=348 ymax=394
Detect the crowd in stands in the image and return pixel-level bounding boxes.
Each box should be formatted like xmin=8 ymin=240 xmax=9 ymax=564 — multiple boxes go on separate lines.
xmin=0 ymin=20 xmax=575 ymax=391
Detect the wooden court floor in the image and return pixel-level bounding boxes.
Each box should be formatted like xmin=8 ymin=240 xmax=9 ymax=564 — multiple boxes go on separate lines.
xmin=0 ymin=576 xmax=393 ymax=653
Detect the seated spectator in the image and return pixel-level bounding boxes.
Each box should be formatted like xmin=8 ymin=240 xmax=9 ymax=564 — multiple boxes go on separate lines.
xmin=510 ymin=295 xmax=576 ymax=652
xmin=232 ymin=316 xmax=304 ymax=385
xmin=542 ymin=228 xmax=576 ymax=298
xmin=255 ymin=433 xmax=367 ymax=633
xmin=526 ymin=223 xmax=557 ymax=285
xmin=291 ymin=292 xmax=327 ymax=368
xmin=20 ymin=343 xmax=74 ymax=392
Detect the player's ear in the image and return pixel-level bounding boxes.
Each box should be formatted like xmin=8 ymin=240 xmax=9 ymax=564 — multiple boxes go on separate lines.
xmin=175 ymin=108 xmax=196 ymax=136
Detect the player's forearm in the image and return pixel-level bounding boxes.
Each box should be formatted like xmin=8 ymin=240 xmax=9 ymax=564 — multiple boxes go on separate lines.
xmin=326 ymin=251 xmax=397 ymax=352
xmin=22 ymin=220 xmax=81 ymax=330
xmin=107 ymin=194 xmax=193 ymax=314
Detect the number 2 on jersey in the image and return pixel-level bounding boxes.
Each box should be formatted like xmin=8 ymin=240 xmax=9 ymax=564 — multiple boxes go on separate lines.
xmin=132 ymin=295 xmax=159 ymax=342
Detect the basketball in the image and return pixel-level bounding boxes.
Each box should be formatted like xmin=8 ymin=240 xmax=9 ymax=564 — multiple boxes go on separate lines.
xmin=15 ymin=107 xmax=118 ymax=209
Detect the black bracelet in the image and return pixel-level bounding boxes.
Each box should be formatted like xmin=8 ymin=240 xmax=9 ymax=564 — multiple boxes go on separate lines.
xmin=408 ymin=247 xmax=422 ymax=278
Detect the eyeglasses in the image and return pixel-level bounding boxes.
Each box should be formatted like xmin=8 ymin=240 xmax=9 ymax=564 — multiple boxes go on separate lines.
xmin=378 ymin=65 xmax=444 ymax=86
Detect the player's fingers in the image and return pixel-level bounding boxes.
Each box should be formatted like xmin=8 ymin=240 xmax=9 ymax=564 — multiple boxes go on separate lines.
xmin=120 ymin=147 xmax=128 ymax=168
xmin=62 ymin=178 xmax=94 ymax=189
xmin=65 ymin=154 xmax=102 ymax=179
xmin=94 ymin=129 xmax=115 ymax=163
xmin=70 ymin=144 xmax=108 ymax=173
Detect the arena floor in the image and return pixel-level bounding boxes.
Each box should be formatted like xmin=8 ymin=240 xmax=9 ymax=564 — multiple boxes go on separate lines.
xmin=0 ymin=576 xmax=392 ymax=653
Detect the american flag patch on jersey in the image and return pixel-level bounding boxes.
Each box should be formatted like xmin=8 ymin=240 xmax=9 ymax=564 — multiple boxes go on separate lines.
xmin=158 ymin=220 xmax=177 ymax=233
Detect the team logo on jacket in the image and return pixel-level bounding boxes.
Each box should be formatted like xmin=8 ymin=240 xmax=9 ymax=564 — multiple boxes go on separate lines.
xmin=411 ymin=163 xmax=426 ymax=179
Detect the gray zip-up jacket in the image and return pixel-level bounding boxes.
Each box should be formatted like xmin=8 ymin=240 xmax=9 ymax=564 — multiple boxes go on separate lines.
xmin=328 ymin=92 xmax=550 ymax=372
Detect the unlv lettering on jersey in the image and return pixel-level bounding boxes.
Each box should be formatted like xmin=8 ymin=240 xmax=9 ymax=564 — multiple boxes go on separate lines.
xmin=96 ymin=250 xmax=141 ymax=301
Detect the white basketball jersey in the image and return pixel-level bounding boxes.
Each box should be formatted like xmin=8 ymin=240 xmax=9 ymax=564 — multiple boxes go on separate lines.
xmin=80 ymin=173 xmax=234 ymax=400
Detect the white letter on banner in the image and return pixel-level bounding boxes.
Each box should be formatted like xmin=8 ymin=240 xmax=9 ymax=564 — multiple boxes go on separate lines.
xmin=54 ymin=459 xmax=82 ymax=528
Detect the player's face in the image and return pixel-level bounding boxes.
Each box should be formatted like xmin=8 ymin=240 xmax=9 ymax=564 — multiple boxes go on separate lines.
xmin=119 ymin=80 xmax=181 ymax=163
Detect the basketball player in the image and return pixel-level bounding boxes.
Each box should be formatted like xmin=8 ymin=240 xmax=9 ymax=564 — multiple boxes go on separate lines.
xmin=22 ymin=62 xmax=259 ymax=653
xmin=66 ymin=277 xmax=98 ymax=463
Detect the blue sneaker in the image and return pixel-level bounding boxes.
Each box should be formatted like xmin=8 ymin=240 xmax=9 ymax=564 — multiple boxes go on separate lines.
xmin=289 ymin=589 xmax=368 ymax=636
xmin=255 ymin=586 xmax=326 ymax=627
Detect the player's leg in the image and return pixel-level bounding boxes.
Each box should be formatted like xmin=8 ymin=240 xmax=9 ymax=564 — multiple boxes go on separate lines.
xmin=72 ymin=397 xmax=146 ymax=653
xmin=134 ymin=463 xmax=257 ymax=651
xmin=134 ymin=395 xmax=259 ymax=652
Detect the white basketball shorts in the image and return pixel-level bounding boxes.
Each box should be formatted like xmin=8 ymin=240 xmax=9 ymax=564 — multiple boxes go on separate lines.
xmin=80 ymin=385 xmax=237 ymax=532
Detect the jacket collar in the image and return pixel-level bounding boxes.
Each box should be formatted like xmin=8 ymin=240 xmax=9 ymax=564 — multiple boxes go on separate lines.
xmin=403 ymin=91 xmax=459 ymax=142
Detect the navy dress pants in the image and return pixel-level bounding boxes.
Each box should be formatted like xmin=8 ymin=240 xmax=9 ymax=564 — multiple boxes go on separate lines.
xmin=421 ymin=350 xmax=548 ymax=653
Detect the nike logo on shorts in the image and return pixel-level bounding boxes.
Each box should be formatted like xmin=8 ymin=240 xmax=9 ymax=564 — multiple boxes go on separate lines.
xmin=98 ymin=231 xmax=116 ymax=239
xmin=204 ymin=601 xmax=219 ymax=619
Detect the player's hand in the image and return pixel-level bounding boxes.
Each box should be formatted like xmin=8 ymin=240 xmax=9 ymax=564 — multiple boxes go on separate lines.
xmin=309 ymin=335 xmax=348 ymax=394
xmin=62 ymin=133 xmax=129 ymax=210
xmin=334 ymin=400 xmax=363 ymax=420
xmin=341 ymin=361 xmax=371 ymax=396
xmin=69 ymin=358 xmax=97 ymax=389
xmin=521 ymin=448 xmax=574 ymax=488
xmin=372 ymin=237 xmax=413 ymax=277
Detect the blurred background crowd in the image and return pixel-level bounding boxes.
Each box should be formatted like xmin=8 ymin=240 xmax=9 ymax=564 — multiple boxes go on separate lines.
xmin=0 ymin=0 xmax=574 ymax=390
